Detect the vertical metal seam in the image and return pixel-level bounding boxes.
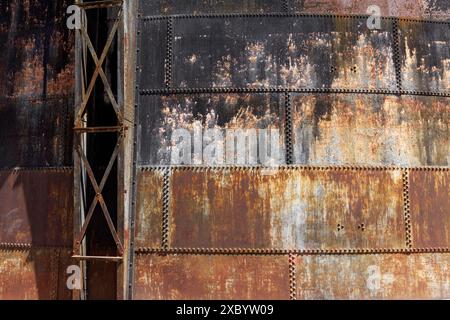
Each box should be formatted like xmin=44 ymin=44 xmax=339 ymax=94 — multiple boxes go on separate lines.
xmin=402 ymin=169 xmax=413 ymax=248
xmin=283 ymin=0 xmax=290 ymax=13
xmin=59 ymin=98 xmax=67 ymax=166
xmin=165 ymin=17 xmax=174 ymax=89
xmin=289 ymin=253 xmax=297 ymax=300
xmin=162 ymin=167 xmax=172 ymax=250
xmin=127 ymin=8 xmax=142 ymax=301
xmin=392 ymin=18 xmax=403 ymax=93
xmin=50 ymin=248 xmax=59 ymax=300
xmin=284 ymin=91 xmax=294 ymax=164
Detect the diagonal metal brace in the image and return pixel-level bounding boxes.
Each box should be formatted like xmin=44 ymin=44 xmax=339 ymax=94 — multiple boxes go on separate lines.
xmin=75 ymin=6 xmax=124 ymax=126
xmin=74 ymin=133 xmax=125 ymax=256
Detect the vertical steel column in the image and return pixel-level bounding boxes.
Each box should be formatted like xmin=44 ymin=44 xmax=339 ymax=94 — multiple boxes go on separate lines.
xmin=73 ymin=0 xmax=128 ymax=299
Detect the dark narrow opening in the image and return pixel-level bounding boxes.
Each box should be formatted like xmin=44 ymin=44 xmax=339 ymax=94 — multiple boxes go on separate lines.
xmin=84 ymin=4 xmax=119 ymax=300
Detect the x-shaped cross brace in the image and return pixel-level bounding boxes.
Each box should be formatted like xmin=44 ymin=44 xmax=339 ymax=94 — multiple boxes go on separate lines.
xmin=74 ymin=132 xmax=125 ymax=256
xmin=75 ymin=5 xmax=124 ymax=127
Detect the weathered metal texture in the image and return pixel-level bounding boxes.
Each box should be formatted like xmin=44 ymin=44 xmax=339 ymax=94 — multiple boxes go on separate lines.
xmin=292 ymin=94 xmax=449 ymax=166
xmin=134 ymin=168 xmax=405 ymax=250
xmin=0 ymin=1 xmax=75 ymax=98
xmin=290 ymin=0 xmax=450 ymax=21
xmin=296 ymin=253 xmax=450 ymax=299
xmin=141 ymin=0 xmax=450 ymax=20
xmin=398 ymin=20 xmax=450 ymax=94
xmin=139 ymin=19 xmax=167 ymax=90
xmin=132 ymin=0 xmax=450 ymax=301
xmin=135 ymin=170 xmax=164 ymax=248
xmin=137 ymin=94 xmax=285 ymax=165
xmin=410 ymin=170 xmax=450 ymax=248
xmin=0 ymin=169 xmax=73 ymax=246
xmin=0 ymin=249 xmax=56 ymax=300
xmin=0 ymin=248 xmax=74 ymax=300
xmin=141 ymin=0 xmax=285 ymax=15
xmin=134 ymin=254 xmax=290 ymax=300
xmin=166 ymin=16 xmax=395 ymax=90
xmin=0 ymin=97 xmax=73 ymax=168
xmin=0 ymin=0 xmax=75 ymax=300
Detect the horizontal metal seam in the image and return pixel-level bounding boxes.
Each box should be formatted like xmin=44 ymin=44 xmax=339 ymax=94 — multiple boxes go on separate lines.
xmin=0 ymin=243 xmax=72 ymax=251
xmin=140 ymin=13 xmax=450 ymax=25
xmin=0 ymin=167 xmax=74 ymax=172
xmin=139 ymin=88 xmax=450 ymax=97
xmin=134 ymin=247 xmax=450 ymax=256
xmin=137 ymin=165 xmax=450 ymax=172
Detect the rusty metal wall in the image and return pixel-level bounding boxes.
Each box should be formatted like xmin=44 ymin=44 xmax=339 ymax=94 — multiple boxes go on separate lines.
xmin=130 ymin=0 xmax=450 ymax=300
xmin=0 ymin=1 xmax=74 ymax=300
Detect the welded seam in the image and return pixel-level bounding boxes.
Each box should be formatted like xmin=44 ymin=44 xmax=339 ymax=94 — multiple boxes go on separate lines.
xmin=402 ymin=169 xmax=413 ymax=248
xmin=164 ymin=17 xmax=174 ymax=89
xmin=284 ymin=92 xmax=294 ymax=165
xmin=140 ymin=87 xmax=450 ymax=97
xmin=0 ymin=243 xmax=72 ymax=251
xmin=138 ymin=165 xmax=450 ymax=172
xmin=162 ymin=167 xmax=171 ymax=250
xmin=289 ymin=253 xmax=297 ymax=300
xmin=141 ymin=13 xmax=450 ymax=24
xmin=392 ymin=18 xmax=403 ymax=92
xmin=135 ymin=247 xmax=450 ymax=255
xmin=0 ymin=167 xmax=74 ymax=172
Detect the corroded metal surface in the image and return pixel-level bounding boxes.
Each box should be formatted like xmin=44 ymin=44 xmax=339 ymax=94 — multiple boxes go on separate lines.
xmin=296 ymin=253 xmax=450 ymax=299
xmin=292 ymin=0 xmax=450 ymax=20
xmin=410 ymin=170 xmax=450 ymax=248
xmin=141 ymin=0 xmax=450 ymax=20
xmin=0 ymin=98 xmax=73 ymax=167
xmin=132 ymin=0 xmax=450 ymax=301
xmin=167 ymin=168 xmax=405 ymax=250
xmin=168 ymin=16 xmax=395 ymax=90
xmin=135 ymin=170 xmax=164 ymax=248
xmin=0 ymin=169 xmax=73 ymax=246
xmin=0 ymin=249 xmax=55 ymax=300
xmin=0 ymin=1 xmax=75 ymax=300
xmin=142 ymin=0 xmax=285 ymax=15
xmin=292 ymin=94 xmax=449 ymax=166
xmin=137 ymin=94 xmax=285 ymax=165
xmin=0 ymin=1 xmax=74 ymax=98
xmin=398 ymin=21 xmax=450 ymax=93
xmin=134 ymin=254 xmax=290 ymax=300
xmin=0 ymin=248 xmax=74 ymax=300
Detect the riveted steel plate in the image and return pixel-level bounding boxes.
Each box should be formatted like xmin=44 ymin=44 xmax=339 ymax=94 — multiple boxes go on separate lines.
xmin=139 ymin=19 xmax=167 ymax=90
xmin=141 ymin=0 xmax=285 ymax=15
xmin=168 ymin=16 xmax=396 ymax=89
xmin=291 ymin=0 xmax=450 ymax=20
xmin=410 ymin=170 xmax=450 ymax=248
xmin=135 ymin=169 xmax=165 ymax=248
xmin=0 ymin=170 xmax=73 ymax=246
xmin=134 ymin=254 xmax=289 ymax=300
xmin=168 ymin=168 xmax=405 ymax=249
xmin=0 ymin=249 xmax=57 ymax=300
xmin=0 ymin=97 xmax=73 ymax=168
xmin=137 ymin=93 xmax=286 ymax=166
xmin=292 ymin=94 xmax=449 ymax=166
xmin=296 ymin=253 xmax=450 ymax=299
xmin=398 ymin=20 xmax=450 ymax=93
xmin=0 ymin=24 xmax=74 ymax=98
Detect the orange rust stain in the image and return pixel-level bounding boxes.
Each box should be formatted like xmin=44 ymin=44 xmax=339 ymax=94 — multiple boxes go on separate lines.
xmin=168 ymin=168 xmax=405 ymax=250
xmin=134 ymin=254 xmax=290 ymax=300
